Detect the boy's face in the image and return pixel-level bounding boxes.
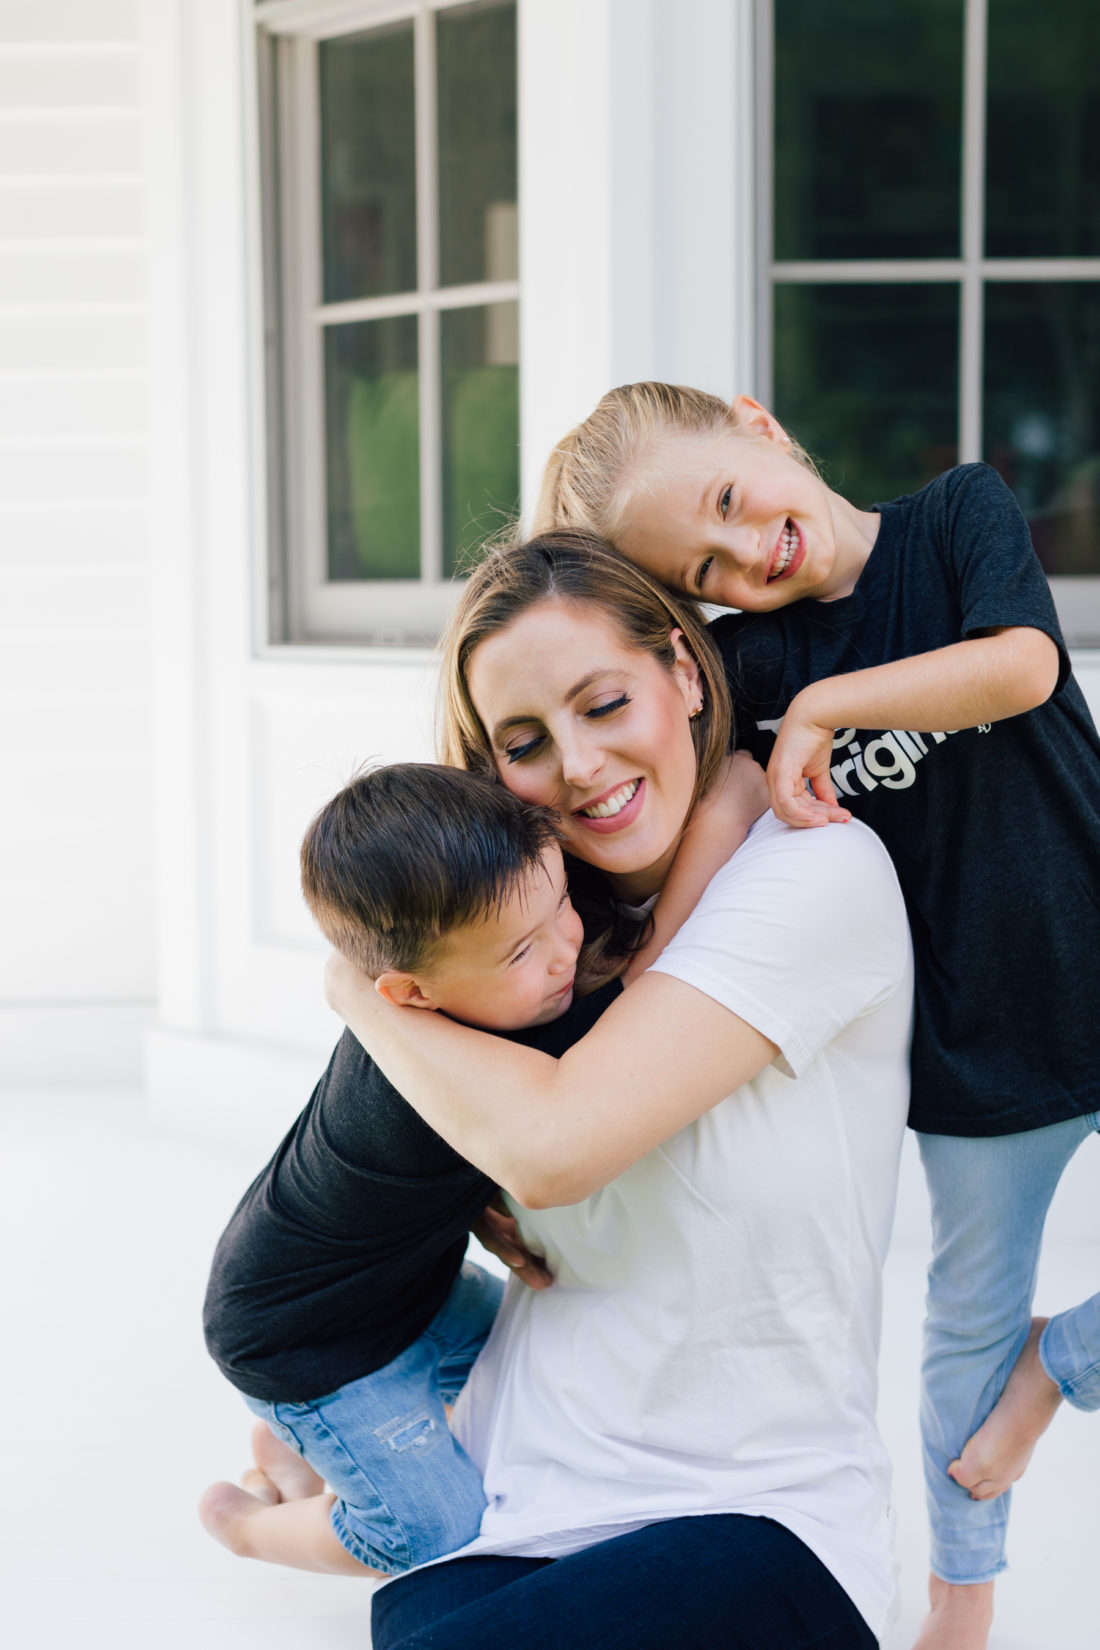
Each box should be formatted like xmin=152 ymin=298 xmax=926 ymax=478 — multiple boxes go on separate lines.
xmin=416 ymin=845 xmax=584 ymax=1031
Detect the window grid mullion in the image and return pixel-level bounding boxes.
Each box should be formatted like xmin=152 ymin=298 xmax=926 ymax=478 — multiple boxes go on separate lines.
xmin=755 ymin=0 xmax=774 ymax=406
xmin=415 ymin=3 xmax=442 ymax=585
xmin=959 ymin=0 xmax=988 ymax=464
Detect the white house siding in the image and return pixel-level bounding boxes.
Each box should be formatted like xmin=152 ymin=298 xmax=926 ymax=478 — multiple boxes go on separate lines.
xmin=0 ymin=0 xmax=153 ymax=1082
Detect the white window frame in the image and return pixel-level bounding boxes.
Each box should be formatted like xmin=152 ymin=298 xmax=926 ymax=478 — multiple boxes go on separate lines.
xmin=255 ymin=0 xmax=520 ymax=645
xmin=756 ymin=0 xmax=1100 ymax=645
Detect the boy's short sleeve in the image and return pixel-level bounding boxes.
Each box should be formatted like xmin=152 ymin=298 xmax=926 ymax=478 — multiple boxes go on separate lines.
xmin=647 ymin=816 xmax=911 ymax=1079
xmin=943 ymin=464 xmax=1071 ymax=692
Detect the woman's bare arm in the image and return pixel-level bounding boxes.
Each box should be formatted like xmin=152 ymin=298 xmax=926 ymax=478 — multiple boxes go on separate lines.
xmin=326 ymin=956 xmax=776 ymax=1209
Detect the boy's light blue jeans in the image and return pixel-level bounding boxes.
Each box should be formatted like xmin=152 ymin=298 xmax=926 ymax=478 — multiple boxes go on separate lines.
xmin=918 ymin=1115 xmax=1100 ymax=1585
xmin=245 ymin=1261 xmax=503 ymax=1574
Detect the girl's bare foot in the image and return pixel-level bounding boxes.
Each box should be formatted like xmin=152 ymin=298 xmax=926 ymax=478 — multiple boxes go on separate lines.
xmin=911 ymin=1576 xmax=993 ymax=1650
xmin=948 ymin=1318 xmax=1062 ymax=1501
xmin=249 ymin=1419 xmax=325 ymax=1501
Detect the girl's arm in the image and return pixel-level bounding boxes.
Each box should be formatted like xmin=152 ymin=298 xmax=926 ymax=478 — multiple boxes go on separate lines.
xmin=768 ymin=625 xmax=1060 ymax=827
xmin=623 ymin=751 xmax=792 ymax=984
xmin=326 ymin=954 xmax=776 ymax=1209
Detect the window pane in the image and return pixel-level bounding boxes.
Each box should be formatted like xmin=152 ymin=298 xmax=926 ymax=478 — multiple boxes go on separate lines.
xmin=984 ymin=283 xmax=1100 ymax=575
xmin=437 ymin=1 xmax=517 ymax=288
xmin=441 ymin=302 xmax=519 ymax=575
xmin=319 ymin=25 xmax=417 ymax=302
xmin=774 ymin=0 xmax=963 ymax=261
xmin=986 ymin=0 xmax=1100 ymax=257
xmin=773 ymin=284 xmax=958 ymax=504
xmin=324 ymin=316 xmax=420 ymax=580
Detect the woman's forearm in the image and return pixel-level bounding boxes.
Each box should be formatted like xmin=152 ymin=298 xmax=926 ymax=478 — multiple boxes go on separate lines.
xmin=327 ymin=956 xmax=775 ymax=1209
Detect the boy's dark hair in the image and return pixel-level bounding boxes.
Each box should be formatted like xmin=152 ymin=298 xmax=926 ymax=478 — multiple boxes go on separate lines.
xmin=300 ymin=763 xmax=562 ymax=977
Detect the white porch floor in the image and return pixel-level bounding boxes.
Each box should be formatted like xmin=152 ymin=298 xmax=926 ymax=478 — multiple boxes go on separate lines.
xmin=2 ymin=1088 xmax=1096 ymax=1649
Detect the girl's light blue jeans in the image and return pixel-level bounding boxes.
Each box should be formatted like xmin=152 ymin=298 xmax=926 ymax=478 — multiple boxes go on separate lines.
xmin=918 ymin=1115 xmax=1100 ymax=1586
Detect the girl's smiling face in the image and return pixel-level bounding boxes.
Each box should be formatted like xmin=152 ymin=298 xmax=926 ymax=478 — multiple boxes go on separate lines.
xmin=465 ymin=598 xmax=703 ymax=904
xmin=616 ymin=400 xmax=879 ymax=611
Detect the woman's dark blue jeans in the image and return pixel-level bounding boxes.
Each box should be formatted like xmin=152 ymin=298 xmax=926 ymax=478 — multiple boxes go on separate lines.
xmin=371 ymin=1514 xmax=878 ymax=1649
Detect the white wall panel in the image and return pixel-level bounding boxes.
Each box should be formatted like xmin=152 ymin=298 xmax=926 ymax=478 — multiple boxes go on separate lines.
xmin=0 ymin=51 xmax=138 ymax=109
xmin=0 ymin=310 xmax=145 ymax=368
xmin=0 ymin=566 xmax=147 ymax=630
xmin=0 ymin=244 xmax=144 ymax=303
xmin=0 ymin=629 xmax=148 ymax=697
xmin=0 ymin=871 xmax=154 ymax=1000
xmin=0 ymin=2 xmax=139 ymax=43
xmin=0 ymin=372 xmax=145 ymax=437
xmin=0 ymin=438 xmax=145 ymax=498
xmin=0 ymin=114 xmax=140 ymax=175
xmin=0 ymin=502 xmax=146 ymax=566
xmin=2 ymin=693 xmax=150 ymax=759
xmin=0 ymin=180 xmax=143 ymax=237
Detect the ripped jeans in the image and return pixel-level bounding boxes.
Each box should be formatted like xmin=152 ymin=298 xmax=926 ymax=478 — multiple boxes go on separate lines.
xmin=918 ymin=1116 xmax=1100 ymax=1585
xmin=245 ymin=1261 xmax=503 ymax=1574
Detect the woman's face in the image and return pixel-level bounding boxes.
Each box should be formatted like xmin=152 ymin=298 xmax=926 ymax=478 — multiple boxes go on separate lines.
xmin=465 ymin=599 xmax=702 ymax=903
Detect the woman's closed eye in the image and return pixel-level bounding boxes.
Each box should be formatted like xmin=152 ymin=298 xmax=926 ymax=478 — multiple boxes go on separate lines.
xmin=504 ymin=732 xmax=545 ymax=764
xmin=586 ymin=693 xmax=631 ymax=720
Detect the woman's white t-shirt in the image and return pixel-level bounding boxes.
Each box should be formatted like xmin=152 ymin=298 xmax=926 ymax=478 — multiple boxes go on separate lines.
xmin=451 ymin=814 xmax=914 ymax=1639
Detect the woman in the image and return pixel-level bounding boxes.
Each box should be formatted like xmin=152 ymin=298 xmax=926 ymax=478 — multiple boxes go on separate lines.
xmin=327 ymin=533 xmax=913 ymax=1649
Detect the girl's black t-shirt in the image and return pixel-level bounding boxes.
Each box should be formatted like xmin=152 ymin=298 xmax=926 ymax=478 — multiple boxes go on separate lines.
xmin=712 ymin=462 xmax=1100 ymax=1138
xmin=204 ymin=980 xmax=621 ymax=1402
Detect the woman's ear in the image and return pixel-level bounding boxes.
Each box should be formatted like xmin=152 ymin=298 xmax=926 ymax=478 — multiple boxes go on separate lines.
xmin=730 ymin=394 xmax=791 ymax=447
xmin=374 ymin=972 xmax=442 ymax=1012
xmin=669 ymin=628 xmax=704 ymax=711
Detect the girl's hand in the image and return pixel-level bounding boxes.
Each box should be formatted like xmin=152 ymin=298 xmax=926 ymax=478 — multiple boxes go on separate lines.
xmin=472 ymin=1200 xmax=554 ymax=1291
xmin=767 ymin=699 xmax=852 ymax=829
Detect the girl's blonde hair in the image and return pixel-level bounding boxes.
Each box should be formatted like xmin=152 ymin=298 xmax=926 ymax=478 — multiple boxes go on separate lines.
xmin=436 ymin=530 xmax=733 ymax=984
xmin=533 ymin=381 xmax=817 ymax=543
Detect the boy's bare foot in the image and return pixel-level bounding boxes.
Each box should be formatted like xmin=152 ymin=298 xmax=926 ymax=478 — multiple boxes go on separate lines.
xmin=911 ymin=1576 xmax=993 ymax=1650
xmin=948 ymin=1318 xmax=1062 ymax=1501
xmin=198 ymin=1479 xmax=273 ymax=1554
xmin=249 ymin=1419 xmax=326 ymax=1501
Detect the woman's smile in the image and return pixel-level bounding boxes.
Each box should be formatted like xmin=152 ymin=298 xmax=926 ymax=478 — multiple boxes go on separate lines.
xmin=466 ymin=599 xmax=702 ymax=902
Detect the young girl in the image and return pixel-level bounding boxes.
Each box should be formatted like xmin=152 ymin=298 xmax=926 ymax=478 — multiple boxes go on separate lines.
xmin=534 ymin=382 xmax=1100 ymax=1650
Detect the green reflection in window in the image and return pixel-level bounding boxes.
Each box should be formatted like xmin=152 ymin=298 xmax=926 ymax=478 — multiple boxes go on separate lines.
xmin=986 ymin=0 xmax=1100 ymax=258
xmin=441 ymin=302 xmax=519 ymax=576
xmin=774 ymin=0 xmax=963 ymax=262
xmin=984 ymin=284 xmax=1100 ymax=575
xmin=437 ymin=1 xmax=518 ymax=289
xmin=325 ymin=316 xmax=420 ymax=580
xmin=320 ymin=25 xmax=417 ymax=303
xmin=773 ymin=284 xmax=958 ymax=505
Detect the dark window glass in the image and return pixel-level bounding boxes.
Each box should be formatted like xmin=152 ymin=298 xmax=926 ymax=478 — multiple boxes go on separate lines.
xmin=986 ymin=0 xmax=1100 ymax=257
xmin=774 ymin=0 xmax=964 ymax=261
xmin=324 ymin=316 xmax=420 ymax=580
xmin=984 ymin=283 xmax=1100 ymax=575
xmin=437 ymin=1 xmax=518 ymax=288
xmin=773 ymin=283 xmax=959 ymax=504
xmin=441 ymin=301 xmax=519 ymax=575
xmin=319 ymin=26 xmax=417 ymax=302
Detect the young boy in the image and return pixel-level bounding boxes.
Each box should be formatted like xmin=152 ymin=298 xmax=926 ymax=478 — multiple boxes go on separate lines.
xmin=199 ymin=763 xmax=621 ymax=1578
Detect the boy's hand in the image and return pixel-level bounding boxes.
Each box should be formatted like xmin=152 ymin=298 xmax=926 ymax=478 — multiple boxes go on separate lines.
xmin=767 ymin=698 xmax=852 ymax=829
xmin=472 ymin=1201 xmax=554 ymax=1291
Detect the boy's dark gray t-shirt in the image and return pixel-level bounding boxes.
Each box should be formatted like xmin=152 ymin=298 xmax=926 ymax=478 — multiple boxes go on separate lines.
xmin=204 ymin=980 xmax=622 ymax=1402
xmin=712 ymin=462 xmax=1100 ymax=1138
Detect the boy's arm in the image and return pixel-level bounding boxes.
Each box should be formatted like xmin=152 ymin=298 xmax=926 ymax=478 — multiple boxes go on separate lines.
xmin=768 ymin=625 xmax=1061 ymax=827
xmin=623 ymin=752 xmax=791 ymax=984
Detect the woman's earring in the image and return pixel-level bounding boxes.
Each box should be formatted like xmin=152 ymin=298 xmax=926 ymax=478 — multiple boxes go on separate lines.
xmin=689 ymin=700 xmax=703 ymax=721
